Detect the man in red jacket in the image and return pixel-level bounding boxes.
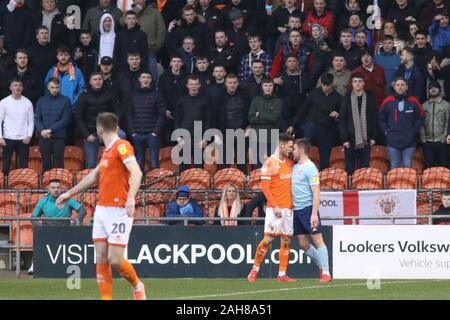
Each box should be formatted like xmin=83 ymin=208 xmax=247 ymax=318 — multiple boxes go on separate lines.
xmin=303 ymin=0 xmax=335 ymax=39
xmin=351 ymin=50 xmax=387 ymax=110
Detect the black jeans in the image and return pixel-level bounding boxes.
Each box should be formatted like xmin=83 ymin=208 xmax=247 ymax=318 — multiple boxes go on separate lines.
xmin=344 ymin=145 xmax=371 ymax=175
xmin=2 ymin=139 xmax=29 ymax=175
xmin=39 ymin=138 xmax=66 ymax=172
xmin=423 ymin=141 xmax=448 ymax=168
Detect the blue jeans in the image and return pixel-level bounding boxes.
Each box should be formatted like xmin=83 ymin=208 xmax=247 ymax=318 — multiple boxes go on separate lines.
xmin=84 ymin=130 xmax=127 ymax=168
xmin=133 ymin=133 xmax=160 ymax=172
xmin=304 ymin=122 xmax=337 ymax=170
xmin=387 ymin=146 xmax=415 ymax=169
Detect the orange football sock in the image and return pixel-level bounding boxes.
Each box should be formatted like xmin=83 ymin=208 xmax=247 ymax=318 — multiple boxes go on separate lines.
xmin=96 ymin=263 xmax=113 ymax=300
xmin=116 ymin=260 xmax=140 ymax=287
xmin=278 ymin=242 xmax=291 ymax=276
xmin=253 ymin=240 xmax=270 ymax=271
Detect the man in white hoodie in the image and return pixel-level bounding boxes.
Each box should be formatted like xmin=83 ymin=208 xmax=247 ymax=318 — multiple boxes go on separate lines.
xmin=0 ymin=78 xmax=34 ymax=175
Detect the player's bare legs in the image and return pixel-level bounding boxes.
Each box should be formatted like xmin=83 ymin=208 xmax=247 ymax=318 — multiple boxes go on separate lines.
xmin=247 ymin=235 xmax=274 ymax=282
xmin=108 ymin=245 xmax=146 ymax=299
xmin=277 ymin=236 xmax=295 ymax=282
xmin=95 ymin=241 xmax=113 ymax=300
xmin=298 ymin=234 xmax=331 ymax=282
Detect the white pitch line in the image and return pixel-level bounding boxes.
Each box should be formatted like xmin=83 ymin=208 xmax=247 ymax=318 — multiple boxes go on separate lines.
xmin=171 ymin=279 xmax=447 ymax=300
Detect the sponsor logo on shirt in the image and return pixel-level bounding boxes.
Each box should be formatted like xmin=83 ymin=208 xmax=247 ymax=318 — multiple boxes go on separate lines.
xmin=118 ymin=144 xmax=127 ymax=155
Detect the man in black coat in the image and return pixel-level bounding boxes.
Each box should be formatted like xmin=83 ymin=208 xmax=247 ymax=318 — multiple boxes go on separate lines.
xmin=174 ymin=74 xmax=212 ymax=172
xmin=159 ymin=54 xmax=187 ymax=146
xmin=28 ymin=26 xmax=57 ymax=85
xmin=75 ymin=72 xmax=123 ymax=168
xmin=0 ymin=49 xmax=43 ymax=106
xmin=208 ymin=29 xmax=239 ymax=74
xmin=213 ymin=73 xmax=250 ymax=173
xmin=33 ymin=0 xmax=65 ymax=47
xmin=113 ymin=10 xmax=149 ymax=69
xmin=338 ymin=73 xmax=377 ymax=175
xmin=128 ymin=70 xmax=166 ymax=172
xmin=240 ymin=59 xmax=265 ymax=102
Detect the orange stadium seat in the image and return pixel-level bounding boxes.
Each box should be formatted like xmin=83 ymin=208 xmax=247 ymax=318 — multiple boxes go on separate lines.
xmin=42 ymin=168 xmax=74 ymax=189
xmin=64 ymin=146 xmax=84 ymax=172
xmin=247 ymin=169 xmax=261 ymax=190
xmin=319 ymin=168 xmax=348 ymax=190
xmin=386 ymin=168 xmax=418 ymax=189
xmin=179 ymin=168 xmax=211 ymax=201
xmin=11 ymin=214 xmax=33 ymax=251
xmin=329 ymin=146 xmax=346 ymax=170
xmin=309 ymin=146 xmax=320 ymax=169
xmin=74 ymin=192 xmax=97 ymax=224
xmin=159 ymin=146 xmax=179 ymax=173
xmin=144 ymin=204 xmax=164 ymax=225
xmin=412 ymin=148 xmax=424 ymax=174
xmin=75 ymin=168 xmax=96 ymax=185
xmin=421 ymin=167 xmax=450 ymax=189
xmin=351 ymin=167 xmax=383 ymax=190
xmin=370 ymin=145 xmax=390 ymax=175
xmin=214 ymin=168 xmax=245 ymax=190
xmin=144 ymin=168 xmax=176 ymax=203
xmin=28 ymin=146 xmax=42 ymax=174
xmin=0 ymin=193 xmax=26 ymax=220
xmin=7 ymin=168 xmax=39 ymax=189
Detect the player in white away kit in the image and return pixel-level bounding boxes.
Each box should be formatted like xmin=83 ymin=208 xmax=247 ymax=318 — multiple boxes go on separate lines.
xmin=291 ymin=138 xmax=331 ymax=282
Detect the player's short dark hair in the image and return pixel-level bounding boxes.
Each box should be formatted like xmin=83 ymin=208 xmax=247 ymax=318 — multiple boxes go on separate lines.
xmin=295 ymin=138 xmax=311 ymax=155
xmin=48 ymin=77 xmax=60 ymax=85
xmin=127 ymin=51 xmax=141 ymax=58
xmin=186 ymin=74 xmax=200 ymax=82
xmin=225 ymin=73 xmax=238 ymax=81
xmin=320 ymin=72 xmax=334 ymax=85
xmin=56 ymin=46 xmax=71 ymax=55
xmin=48 ymin=179 xmax=61 ymax=185
xmin=97 ymin=112 xmax=118 ymax=132
xmin=279 ymin=133 xmax=294 ymax=144
xmin=35 ymin=25 xmax=49 ymax=35
xmin=381 ymin=34 xmax=394 ymax=42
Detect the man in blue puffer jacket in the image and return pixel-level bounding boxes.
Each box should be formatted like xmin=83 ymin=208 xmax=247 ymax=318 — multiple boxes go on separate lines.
xmin=165 ymin=186 xmax=205 ymax=225
xmin=378 ymin=77 xmax=424 ymax=169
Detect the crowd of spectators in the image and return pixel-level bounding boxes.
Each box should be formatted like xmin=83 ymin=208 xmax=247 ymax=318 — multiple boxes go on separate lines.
xmin=0 ymin=0 xmax=449 ymax=178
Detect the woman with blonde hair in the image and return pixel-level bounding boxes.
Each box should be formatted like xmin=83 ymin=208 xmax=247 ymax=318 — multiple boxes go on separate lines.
xmin=214 ymin=184 xmax=248 ymax=226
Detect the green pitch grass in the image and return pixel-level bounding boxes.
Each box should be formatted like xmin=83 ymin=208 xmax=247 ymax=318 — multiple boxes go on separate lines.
xmin=0 ymin=278 xmax=449 ymax=300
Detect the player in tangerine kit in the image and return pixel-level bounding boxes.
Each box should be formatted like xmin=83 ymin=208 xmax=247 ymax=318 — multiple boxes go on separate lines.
xmin=57 ymin=112 xmax=145 ymax=300
xmin=247 ymin=133 xmax=296 ymax=282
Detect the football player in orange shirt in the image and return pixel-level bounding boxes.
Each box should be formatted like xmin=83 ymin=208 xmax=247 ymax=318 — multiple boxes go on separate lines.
xmin=247 ymin=133 xmax=296 ymax=282
xmin=57 ymin=112 xmax=146 ymax=300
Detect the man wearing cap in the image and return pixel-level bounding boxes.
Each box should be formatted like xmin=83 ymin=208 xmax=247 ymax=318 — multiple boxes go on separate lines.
xmin=420 ymin=81 xmax=450 ymax=167
xmin=165 ymin=186 xmax=205 ymax=225
xmin=351 ymin=50 xmax=387 ymax=110
xmin=227 ymin=8 xmax=255 ymax=59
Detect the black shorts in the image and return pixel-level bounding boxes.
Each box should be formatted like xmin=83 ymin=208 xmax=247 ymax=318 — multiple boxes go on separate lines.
xmin=293 ymin=206 xmax=322 ymax=236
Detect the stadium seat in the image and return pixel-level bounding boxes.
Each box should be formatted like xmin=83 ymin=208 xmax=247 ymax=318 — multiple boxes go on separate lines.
xmin=386 ymin=168 xmax=418 ymax=189
xmin=205 ymin=201 xmax=219 ymax=225
xmin=64 ymin=146 xmax=84 ymax=172
xmin=42 ymin=168 xmax=74 ymax=189
xmin=11 ymin=214 xmax=33 ymax=251
xmin=75 ymin=168 xmax=96 ymax=185
xmin=412 ymin=148 xmax=424 ymax=174
xmin=144 ymin=168 xmax=176 ymax=203
xmin=28 ymin=146 xmax=42 ymax=174
xmin=143 ymin=204 xmax=164 ymax=225
xmin=319 ymin=168 xmax=348 ymax=190
xmin=0 ymin=193 xmax=26 ymax=220
xmin=247 ymin=169 xmax=261 ymax=190
xmin=213 ymin=168 xmax=245 ymax=190
xmin=370 ymin=145 xmax=390 ymax=175
xmin=179 ymin=168 xmax=211 ymax=201
xmin=7 ymin=168 xmax=39 ymax=189
xmin=310 ymin=146 xmax=320 ymax=169
xmin=74 ymin=192 xmax=97 ymax=224
xmin=329 ymin=146 xmax=346 ymax=170
xmin=421 ymin=167 xmax=450 ymax=189
xmin=351 ymin=167 xmax=383 ymax=190
xmin=159 ymin=146 xmax=179 ymax=173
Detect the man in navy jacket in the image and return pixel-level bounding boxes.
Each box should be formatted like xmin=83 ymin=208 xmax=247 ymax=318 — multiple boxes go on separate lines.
xmin=378 ymin=77 xmax=424 ymax=169
xmin=35 ymin=77 xmax=71 ymax=172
